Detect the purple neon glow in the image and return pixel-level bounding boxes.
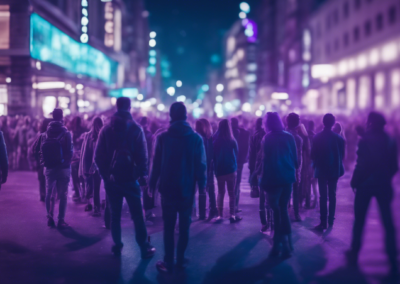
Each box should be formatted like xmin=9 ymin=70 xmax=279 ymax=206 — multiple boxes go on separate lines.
xmin=242 ymin=19 xmax=257 ymax=43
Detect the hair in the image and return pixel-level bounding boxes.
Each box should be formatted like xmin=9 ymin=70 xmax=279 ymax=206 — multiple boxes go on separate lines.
xmin=287 ymin=113 xmax=300 ymax=129
xmin=52 ymin=109 xmax=63 ymax=121
xmin=91 ymin=117 xmax=103 ymax=141
xmin=230 ymin=117 xmax=239 ymax=128
xmin=367 ymin=111 xmax=386 ymax=131
xmin=255 ymin=118 xmax=263 ymax=130
xmin=216 ymin=119 xmax=234 ymax=142
xmin=169 ymin=102 xmax=187 ymax=122
xmin=117 ymin=97 xmax=131 ymax=111
xmin=265 ymin=112 xmax=284 ymax=132
xmin=323 ymin=113 xmax=336 ymax=129
xmin=199 ymin=118 xmax=213 ymax=138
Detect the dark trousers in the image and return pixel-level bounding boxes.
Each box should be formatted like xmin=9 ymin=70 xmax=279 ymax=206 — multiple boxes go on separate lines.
xmin=351 ymin=188 xmax=397 ymax=267
xmin=143 ymin=187 xmax=154 ymax=212
xmin=105 ymin=181 xmax=148 ymax=249
xmin=85 ymin=172 xmax=101 ymax=210
xmin=292 ymin=181 xmax=300 ymax=216
xmin=71 ymin=161 xmax=82 ymax=198
xmin=263 ymin=184 xmax=292 ymax=245
xmin=199 ymin=172 xmax=217 ymax=218
xmin=38 ymin=165 xmax=46 ymax=200
xmin=235 ymin=163 xmax=244 ymax=208
xmin=318 ymin=178 xmax=338 ymax=225
xmin=162 ymin=198 xmax=192 ymax=267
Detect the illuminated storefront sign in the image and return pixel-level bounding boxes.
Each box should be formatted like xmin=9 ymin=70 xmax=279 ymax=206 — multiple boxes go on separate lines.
xmin=81 ymin=0 xmax=89 ymax=43
xmin=30 ymin=13 xmax=118 ymax=85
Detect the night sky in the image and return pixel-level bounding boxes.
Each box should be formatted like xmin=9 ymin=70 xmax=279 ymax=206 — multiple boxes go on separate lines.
xmin=144 ymin=0 xmax=261 ymax=88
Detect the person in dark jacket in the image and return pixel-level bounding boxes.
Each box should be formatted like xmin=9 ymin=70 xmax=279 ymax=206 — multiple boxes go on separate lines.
xmin=248 ymin=118 xmax=268 ymax=231
xmin=149 ymin=102 xmax=207 ymax=273
xmin=32 ymin=109 xmax=73 ymax=229
xmin=94 ymin=97 xmax=155 ymax=259
xmin=286 ymin=113 xmax=303 ymax=221
xmin=70 ymin=116 xmax=87 ymax=202
xmin=79 ymin=117 xmax=103 ymax=216
xmin=195 ymin=119 xmax=217 ymax=220
xmin=311 ymin=113 xmax=345 ymax=230
xmin=347 ymin=112 xmax=398 ymax=281
xmin=0 ymin=129 xmax=8 ymax=190
xmin=213 ymin=119 xmax=242 ymax=223
xmin=259 ymin=112 xmax=299 ymax=258
xmin=231 ymin=117 xmax=250 ymax=212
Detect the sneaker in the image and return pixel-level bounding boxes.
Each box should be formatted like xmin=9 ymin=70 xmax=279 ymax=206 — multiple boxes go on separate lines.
xmin=213 ymin=216 xmax=223 ymax=223
xmin=112 ymin=244 xmax=123 ymax=256
xmin=230 ymin=216 xmax=243 ymax=224
xmin=156 ymin=261 xmax=173 ymax=274
xmin=208 ymin=208 xmax=218 ymax=220
xmin=57 ymin=220 xmax=69 ymax=229
xmin=85 ymin=203 xmax=93 ymax=212
xmin=260 ymin=224 xmax=269 ymax=233
xmin=141 ymin=243 xmax=156 ymax=259
xmin=47 ymin=217 xmax=56 ymax=228
xmin=314 ymin=222 xmax=327 ymax=230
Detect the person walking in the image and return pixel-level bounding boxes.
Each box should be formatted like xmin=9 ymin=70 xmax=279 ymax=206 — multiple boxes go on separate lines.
xmin=230 ymin=117 xmax=249 ymax=212
xmin=0 ymin=127 xmax=8 ymax=190
xmin=311 ymin=113 xmax=345 ymax=230
xmin=70 ymin=116 xmax=87 ymax=202
xmin=213 ymin=119 xmax=242 ymax=223
xmin=94 ymin=97 xmax=155 ymax=258
xmin=347 ymin=112 xmax=399 ymax=281
xmin=306 ymin=120 xmax=319 ymax=209
xmin=285 ymin=113 xmax=303 ymax=221
xmin=79 ymin=117 xmax=103 ymax=216
xmin=33 ymin=109 xmax=73 ymax=229
xmin=258 ymin=112 xmax=299 ymax=258
xmin=248 ymin=118 xmax=268 ymax=232
xmin=149 ymin=102 xmax=207 ymax=273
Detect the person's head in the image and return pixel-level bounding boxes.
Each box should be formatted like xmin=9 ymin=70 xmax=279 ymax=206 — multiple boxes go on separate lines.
xmin=52 ymin=108 xmax=63 ymax=121
xmin=199 ymin=118 xmax=213 ymax=138
xmin=91 ymin=116 xmax=103 ymax=139
xmin=217 ymin=119 xmax=234 ymax=141
xmin=265 ymin=112 xmax=284 ymax=132
xmin=116 ymin=97 xmax=131 ymax=112
xmin=169 ymin=102 xmax=187 ymax=122
xmin=367 ymin=111 xmax=386 ymax=131
xmin=286 ymin=113 xmax=300 ymax=129
xmin=231 ymin=117 xmax=239 ymax=129
xmin=139 ymin=117 xmax=148 ymax=128
xmin=332 ymin=122 xmax=342 ymax=134
xmin=323 ymin=113 xmax=336 ymax=129
xmin=308 ymin=120 xmax=315 ymax=132
xmin=255 ymin=117 xmax=263 ymax=130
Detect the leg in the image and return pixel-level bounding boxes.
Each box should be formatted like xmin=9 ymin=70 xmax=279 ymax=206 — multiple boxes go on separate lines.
xmin=45 ymin=169 xmax=57 ymax=219
xmin=350 ymin=190 xmax=372 ymax=255
xmin=198 ymin=192 xmax=207 ymax=219
xmin=235 ymin=164 xmax=243 ymax=209
xmin=216 ymin=176 xmax=226 ymax=217
xmin=125 ymin=194 xmax=148 ymax=248
xmin=226 ymin=173 xmax=237 ymax=216
xmin=85 ymin=175 xmax=94 ymax=202
xmin=106 ymin=189 xmax=124 ymax=246
xmin=207 ymin=172 xmax=217 ymax=211
xmin=327 ymin=179 xmax=338 ymax=225
xmin=38 ymin=166 xmax=46 ymax=201
xmin=56 ymin=169 xmax=70 ymax=222
xmin=266 ymin=187 xmax=283 ymax=250
xmin=70 ymin=161 xmax=81 ymax=199
xmin=162 ymin=200 xmax=178 ymax=268
xmin=279 ymin=184 xmax=293 ymax=236
xmin=259 ymin=188 xmax=267 ymax=225
xmin=93 ymin=173 xmax=102 ymax=211
xmin=177 ymin=202 xmax=193 ymax=265
xmin=318 ymin=178 xmax=328 ymax=225
xmin=292 ymin=182 xmax=300 ymax=218
xmin=104 ymin=194 xmax=111 ymax=229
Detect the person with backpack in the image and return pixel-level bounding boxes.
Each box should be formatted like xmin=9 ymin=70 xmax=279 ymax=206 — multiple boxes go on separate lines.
xmin=94 ymin=97 xmax=155 ymax=258
xmin=32 ymin=109 xmax=73 ymax=229
xmin=149 ymin=102 xmax=207 ymax=273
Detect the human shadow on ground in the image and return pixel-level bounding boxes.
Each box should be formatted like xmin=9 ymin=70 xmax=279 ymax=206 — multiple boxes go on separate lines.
xmin=0 ymin=240 xmax=30 ymax=254
xmin=313 ymin=265 xmax=369 ymax=284
xmin=129 ymin=259 xmax=153 ymax=284
xmin=297 ymin=244 xmax=327 ymax=283
xmin=57 ymin=227 xmax=106 ymax=251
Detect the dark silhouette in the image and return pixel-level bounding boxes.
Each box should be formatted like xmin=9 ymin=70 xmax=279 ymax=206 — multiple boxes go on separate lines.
xmin=0 ymin=128 xmax=8 ymax=190
xmin=70 ymin=116 xmax=87 ymax=202
xmin=311 ymin=113 xmax=345 ymax=230
xmin=348 ymin=112 xmax=399 ymax=281
xmin=258 ymin=112 xmax=299 ymax=257
xmin=149 ymin=102 xmax=207 ymax=273
xmin=94 ymin=97 xmax=155 ymax=258
xmin=32 ymin=109 xmax=73 ymax=229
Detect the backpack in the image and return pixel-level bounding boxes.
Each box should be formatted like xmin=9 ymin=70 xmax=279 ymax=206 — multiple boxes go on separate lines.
xmin=41 ymin=132 xmax=65 ymax=168
xmin=109 ymin=123 xmax=135 ymax=182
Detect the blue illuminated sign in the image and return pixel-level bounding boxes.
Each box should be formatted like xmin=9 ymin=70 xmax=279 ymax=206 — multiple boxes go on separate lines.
xmin=108 ymin=88 xmax=138 ymax=99
xmin=30 ymin=13 xmax=118 ymax=85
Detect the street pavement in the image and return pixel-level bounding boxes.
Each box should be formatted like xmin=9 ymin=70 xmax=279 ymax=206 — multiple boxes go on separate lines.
xmin=0 ymin=166 xmax=399 ymax=284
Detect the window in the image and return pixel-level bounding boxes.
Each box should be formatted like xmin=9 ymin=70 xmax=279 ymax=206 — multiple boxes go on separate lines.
xmin=354 ymin=0 xmax=361 ymax=10
xmin=334 ymin=38 xmax=340 ymax=51
xmin=364 ymin=20 xmax=371 ymax=36
xmin=353 ymin=26 xmax=360 ymax=42
xmin=376 ymin=13 xmax=384 ymax=31
xmin=343 ymin=2 xmax=349 ymax=18
xmin=325 ymin=42 xmax=331 ymax=56
xmin=388 ymin=6 xmax=397 ymax=25
xmin=343 ymin=32 xmax=349 ymax=47
xmin=0 ymin=5 xmax=10 ymax=49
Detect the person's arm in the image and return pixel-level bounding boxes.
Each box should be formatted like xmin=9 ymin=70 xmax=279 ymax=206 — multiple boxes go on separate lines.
xmin=297 ymin=136 xmax=303 ymax=171
xmin=94 ymin=129 xmax=108 ymax=181
xmin=149 ymin=134 xmax=162 ymax=192
xmin=233 ymin=139 xmax=239 ymax=160
xmin=290 ymin=136 xmax=299 ymax=170
xmin=65 ymin=132 xmax=73 ymax=163
xmin=195 ymin=137 xmax=207 ymax=194
xmin=31 ymin=134 xmax=42 ymax=162
xmin=350 ymin=139 xmax=368 ymax=190
xmin=0 ymin=132 xmax=8 ymax=184
xmin=248 ymin=136 xmax=255 ymax=172
xmin=133 ymin=127 xmax=148 ymax=185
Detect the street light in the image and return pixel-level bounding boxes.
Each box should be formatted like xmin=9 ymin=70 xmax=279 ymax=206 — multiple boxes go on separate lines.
xmin=157 ymin=104 xmax=165 ymax=111
xmin=216 ymin=84 xmax=224 ymax=92
xmin=239 ymin=12 xmax=247 ymax=19
xmin=149 ymin=39 xmax=156 ymax=47
xmin=240 ymin=2 xmax=250 ymax=13
xmin=150 ymin=31 xmax=157 ymax=38
xmin=216 ymin=95 xmax=223 ymax=102
xmin=201 ymin=84 xmax=209 ymax=92
xmin=176 ymin=80 xmax=182 ymax=87
xmin=137 ymin=94 xmax=144 ymax=101
xmin=167 ymin=87 xmax=175 ymax=96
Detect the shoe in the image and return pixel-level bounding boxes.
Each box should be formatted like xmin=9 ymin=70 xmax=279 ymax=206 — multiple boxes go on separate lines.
xmin=141 ymin=243 xmax=156 ymax=259
xmin=314 ymin=222 xmax=327 ymax=230
xmin=85 ymin=203 xmax=93 ymax=212
xmin=145 ymin=212 xmax=156 ymax=220
xmin=208 ymin=208 xmax=218 ymax=220
xmin=214 ymin=216 xmax=223 ymax=223
xmin=260 ymin=224 xmax=269 ymax=233
xmin=230 ymin=216 xmax=243 ymax=224
xmin=294 ymin=214 xmax=302 ymax=222
xmin=57 ymin=220 xmax=69 ymax=229
xmin=112 ymin=244 xmax=123 ymax=256
xmin=156 ymin=261 xmax=173 ymax=274
xmin=47 ymin=217 xmax=56 ymax=228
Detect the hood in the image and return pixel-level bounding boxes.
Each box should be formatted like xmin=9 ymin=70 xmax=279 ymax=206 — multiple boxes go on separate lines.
xmin=167 ymin=121 xmax=194 ymax=137
xmin=47 ymin=121 xmax=67 ymax=138
xmin=111 ymin=111 xmax=134 ymax=132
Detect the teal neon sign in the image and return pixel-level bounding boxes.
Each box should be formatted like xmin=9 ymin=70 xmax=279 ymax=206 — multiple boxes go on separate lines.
xmin=30 ymin=13 xmax=118 ymax=85
xmin=108 ymin=88 xmax=138 ymax=99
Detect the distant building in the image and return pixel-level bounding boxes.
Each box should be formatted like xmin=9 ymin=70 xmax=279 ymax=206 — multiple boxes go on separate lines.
xmin=306 ymin=0 xmax=400 ymax=115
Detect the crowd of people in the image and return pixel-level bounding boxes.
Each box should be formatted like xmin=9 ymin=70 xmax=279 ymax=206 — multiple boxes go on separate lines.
xmin=0 ymin=97 xmax=399 ymax=280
